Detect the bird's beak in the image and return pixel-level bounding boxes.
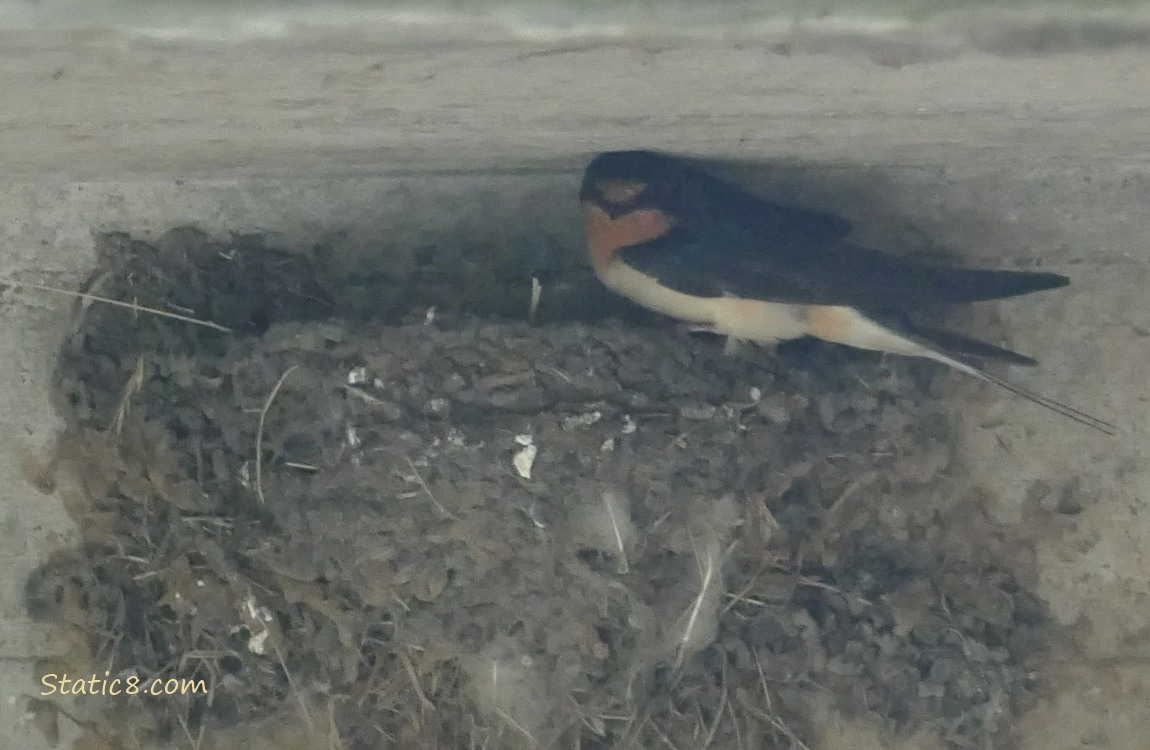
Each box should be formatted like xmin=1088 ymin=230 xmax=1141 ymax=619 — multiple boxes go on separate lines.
xmin=529 ymin=276 xmax=543 ymax=324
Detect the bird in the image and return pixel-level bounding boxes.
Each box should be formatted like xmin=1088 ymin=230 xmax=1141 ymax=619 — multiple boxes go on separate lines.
xmin=578 ymin=149 xmax=1115 ymax=434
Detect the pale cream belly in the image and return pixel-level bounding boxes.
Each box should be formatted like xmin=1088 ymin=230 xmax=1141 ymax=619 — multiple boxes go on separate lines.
xmin=598 ymin=261 xmax=808 ymax=343
xmin=597 ymin=260 xmax=956 ymax=367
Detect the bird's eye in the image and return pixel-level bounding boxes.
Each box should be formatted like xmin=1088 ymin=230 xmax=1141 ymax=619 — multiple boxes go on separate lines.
xmin=598 ymin=180 xmax=647 ymax=205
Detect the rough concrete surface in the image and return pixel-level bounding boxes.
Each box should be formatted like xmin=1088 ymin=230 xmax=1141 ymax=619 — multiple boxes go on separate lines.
xmin=1 ymin=9 xmax=1149 ymax=749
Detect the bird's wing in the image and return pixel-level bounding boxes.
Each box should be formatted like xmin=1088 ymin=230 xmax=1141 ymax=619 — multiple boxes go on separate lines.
xmin=647 ymin=160 xmax=853 ymax=246
xmin=616 ymin=224 xmax=1069 ymax=308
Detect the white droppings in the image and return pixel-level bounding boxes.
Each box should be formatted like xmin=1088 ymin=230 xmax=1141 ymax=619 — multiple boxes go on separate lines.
xmin=562 ymin=410 xmax=602 ymax=430
xmin=513 ymin=435 xmax=537 ymax=479
xmin=242 ymin=594 xmax=275 ymax=655
xmin=248 ymin=629 xmax=269 ymax=655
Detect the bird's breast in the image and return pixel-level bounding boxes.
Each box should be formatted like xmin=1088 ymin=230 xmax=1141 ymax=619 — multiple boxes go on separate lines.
xmin=583 ymin=202 xmax=674 ymax=273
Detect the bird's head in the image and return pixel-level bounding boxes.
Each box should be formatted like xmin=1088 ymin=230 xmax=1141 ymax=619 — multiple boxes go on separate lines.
xmin=579 ymin=150 xmax=679 ymax=216
xmin=579 ymin=151 xmax=679 ymax=272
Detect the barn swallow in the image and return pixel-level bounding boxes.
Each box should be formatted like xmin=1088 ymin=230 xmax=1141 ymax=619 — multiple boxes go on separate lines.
xmin=580 ymin=149 xmax=1115 ymax=434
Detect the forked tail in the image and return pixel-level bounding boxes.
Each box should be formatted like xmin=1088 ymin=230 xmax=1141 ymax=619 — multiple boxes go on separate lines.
xmin=961 ymin=363 xmax=1117 ymax=435
xmin=883 ymin=316 xmax=1118 ymax=435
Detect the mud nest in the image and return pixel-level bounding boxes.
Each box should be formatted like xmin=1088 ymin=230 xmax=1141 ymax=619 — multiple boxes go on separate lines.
xmin=27 ymin=227 xmax=1047 ymax=750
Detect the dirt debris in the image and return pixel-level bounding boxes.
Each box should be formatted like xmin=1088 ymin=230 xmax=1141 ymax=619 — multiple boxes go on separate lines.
xmin=25 ymin=227 xmax=1048 ymax=750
